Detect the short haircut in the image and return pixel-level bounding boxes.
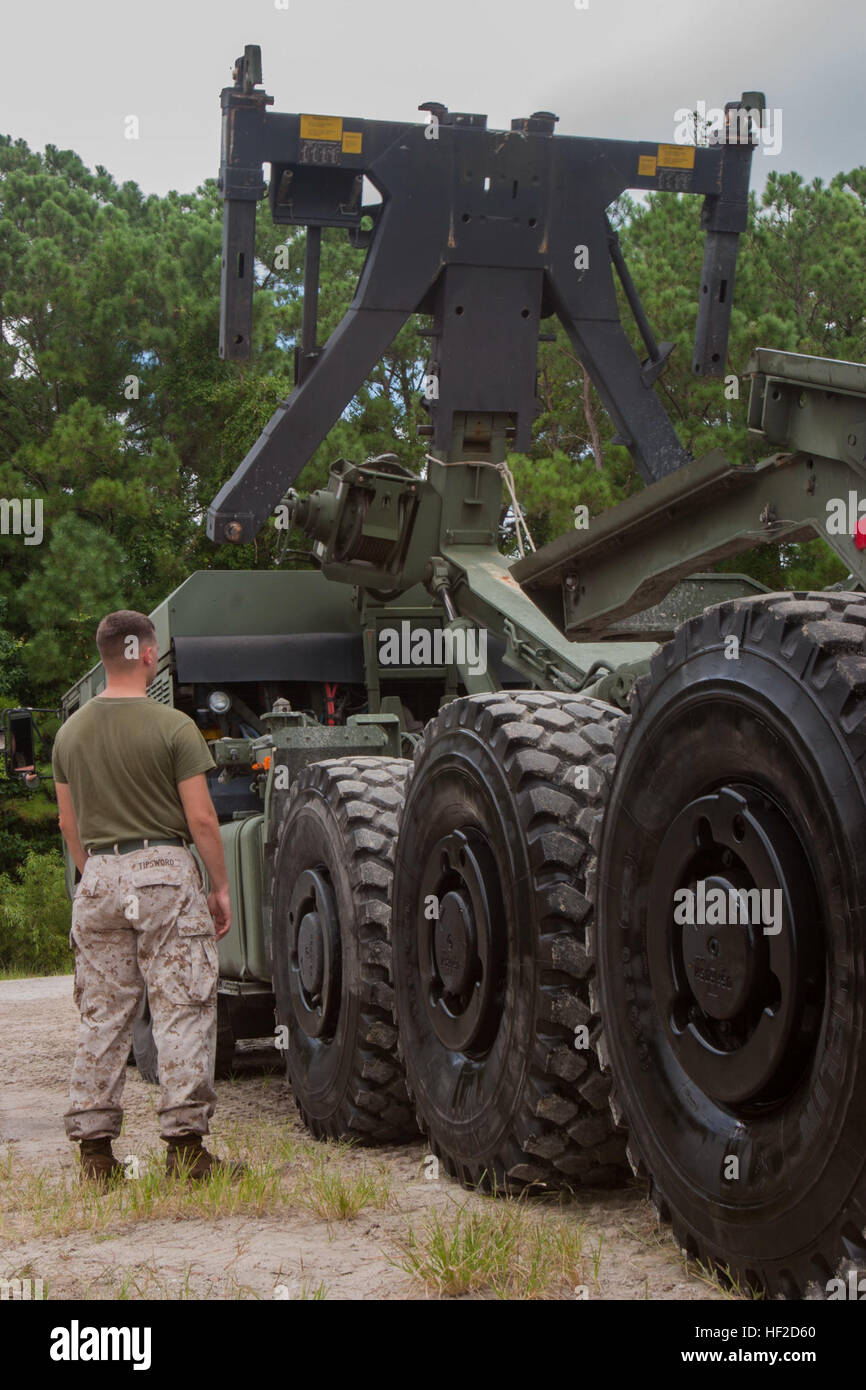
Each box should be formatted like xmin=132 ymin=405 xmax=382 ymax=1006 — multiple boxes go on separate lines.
xmin=96 ymin=610 xmax=158 ymax=667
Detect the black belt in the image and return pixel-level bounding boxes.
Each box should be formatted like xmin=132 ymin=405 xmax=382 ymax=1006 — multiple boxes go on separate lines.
xmin=88 ymin=837 xmax=188 ymax=856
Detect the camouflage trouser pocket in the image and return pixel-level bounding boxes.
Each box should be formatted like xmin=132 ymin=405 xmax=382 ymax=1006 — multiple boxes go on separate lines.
xmin=154 ymin=916 xmax=219 ymax=1009
xmin=180 ymin=932 xmax=219 ymax=1007
xmin=176 ymin=884 xmax=218 ymax=1007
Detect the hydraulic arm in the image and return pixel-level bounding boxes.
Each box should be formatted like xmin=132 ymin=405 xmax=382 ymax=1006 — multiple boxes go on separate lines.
xmin=209 ymin=44 xmax=761 ymax=547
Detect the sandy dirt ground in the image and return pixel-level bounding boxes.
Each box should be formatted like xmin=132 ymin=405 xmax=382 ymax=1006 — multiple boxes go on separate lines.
xmin=0 ymin=975 xmax=725 ymax=1301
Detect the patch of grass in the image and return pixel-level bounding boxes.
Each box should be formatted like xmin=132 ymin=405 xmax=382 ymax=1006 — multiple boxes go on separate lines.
xmin=295 ymin=1152 xmax=391 ymax=1222
xmin=95 ymin=1263 xmax=263 ymax=1300
xmin=392 ymin=1201 xmax=595 ymax=1299
xmin=0 ymin=1124 xmax=313 ymax=1238
xmin=688 ymin=1257 xmax=765 ymax=1301
xmin=296 ymin=1279 xmax=329 ymax=1300
xmin=0 ymin=1125 xmax=392 ymax=1240
xmin=213 ymin=1120 xmax=315 ymax=1172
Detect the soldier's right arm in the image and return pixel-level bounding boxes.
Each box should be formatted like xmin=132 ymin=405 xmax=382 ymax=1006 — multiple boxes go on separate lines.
xmin=55 ymin=781 xmax=87 ymax=874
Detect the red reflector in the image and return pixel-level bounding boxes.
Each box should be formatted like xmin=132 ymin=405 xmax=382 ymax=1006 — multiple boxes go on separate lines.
xmin=856 ymin=517 xmax=866 ymax=551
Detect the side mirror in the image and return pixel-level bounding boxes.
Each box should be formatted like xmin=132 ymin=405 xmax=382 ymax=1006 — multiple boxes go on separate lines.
xmin=1 ymin=708 xmax=38 ymax=783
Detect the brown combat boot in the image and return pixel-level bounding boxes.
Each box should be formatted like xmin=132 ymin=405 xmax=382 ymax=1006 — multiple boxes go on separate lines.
xmin=79 ymin=1137 xmax=124 ymax=1187
xmin=165 ymin=1132 xmax=247 ymax=1181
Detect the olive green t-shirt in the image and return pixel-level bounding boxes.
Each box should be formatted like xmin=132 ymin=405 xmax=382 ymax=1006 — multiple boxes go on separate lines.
xmin=52 ymin=697 xmax=216 ymax=849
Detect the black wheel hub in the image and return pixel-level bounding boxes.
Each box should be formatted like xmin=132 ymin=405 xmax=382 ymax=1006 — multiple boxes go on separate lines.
xmin=418 ymin=829 xmax=505 ymax=1054
xmin=298 ymin=912 xmax=325 ymax=995
xmin=433 ymin=892 xmax=476 ymax=996
xmin=648 ymin=784 xmax=821 ymax=1107
xmin=680 ymin=873 xmax=759 ymax=1020
xmin=288 ymin=867 xmax=341 ymax=1039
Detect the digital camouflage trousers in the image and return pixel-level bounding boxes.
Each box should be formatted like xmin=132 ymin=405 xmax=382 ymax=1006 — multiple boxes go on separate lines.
xmin=65 ymin=845 xmax=218 ymax=1142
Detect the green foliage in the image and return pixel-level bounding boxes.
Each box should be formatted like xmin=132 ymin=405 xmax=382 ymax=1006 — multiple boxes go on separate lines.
xmin=714 ymin=539 xmax=849 ymax=594
xmin=0 ymin=848 xmax=72 ymax=974
xmin=0 ymin=779 xmax=60 ymax=878
xmin=0 ymin=596 xmax=26 ymax=698
xmin=0 ymin=821 xmax=31 ymax=880
xmin=0 ymin=140 xmax=427 ymax=697
xmin=509 ymin=447 xmax=640 ymax=553
xmin=509 ymin=170 xmax=866 ymax=578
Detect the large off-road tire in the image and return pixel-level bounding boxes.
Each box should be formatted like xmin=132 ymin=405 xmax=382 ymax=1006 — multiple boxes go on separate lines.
xmin=131 ymin=988 xmax=234 ymax=1083
xmin=271 ymin=756 xmax=419 ymax=1143
xmin=591 ymin=592 xmax=866 ymax=1298
xmin=131 ymin=991 xmax=159 ymax=1084
xmin=391 ymin=691 xmax=629 ymax=1190
xmin=214 ymin=994 xmax=236 ymax=1079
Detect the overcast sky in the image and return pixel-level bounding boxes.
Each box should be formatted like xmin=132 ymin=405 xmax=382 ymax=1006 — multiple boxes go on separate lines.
xmin=2 ymin=0 xmax=863 ymax=196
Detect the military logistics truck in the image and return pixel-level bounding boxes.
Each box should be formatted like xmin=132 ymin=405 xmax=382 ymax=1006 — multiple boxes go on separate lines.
xmin=46 ymin=46 xmax=866 ymax=1297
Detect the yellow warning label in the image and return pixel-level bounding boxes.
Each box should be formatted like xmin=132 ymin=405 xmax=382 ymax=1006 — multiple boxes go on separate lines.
xmin=300 ymin=114 xmax=343 ymax=142
xmin=342 ymin=131 xmax=363 ymax=154
xmin=638 ymin=154 xmax=657 ymax=177
xmin=657 ymin=144 xmax=695 ymax=169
